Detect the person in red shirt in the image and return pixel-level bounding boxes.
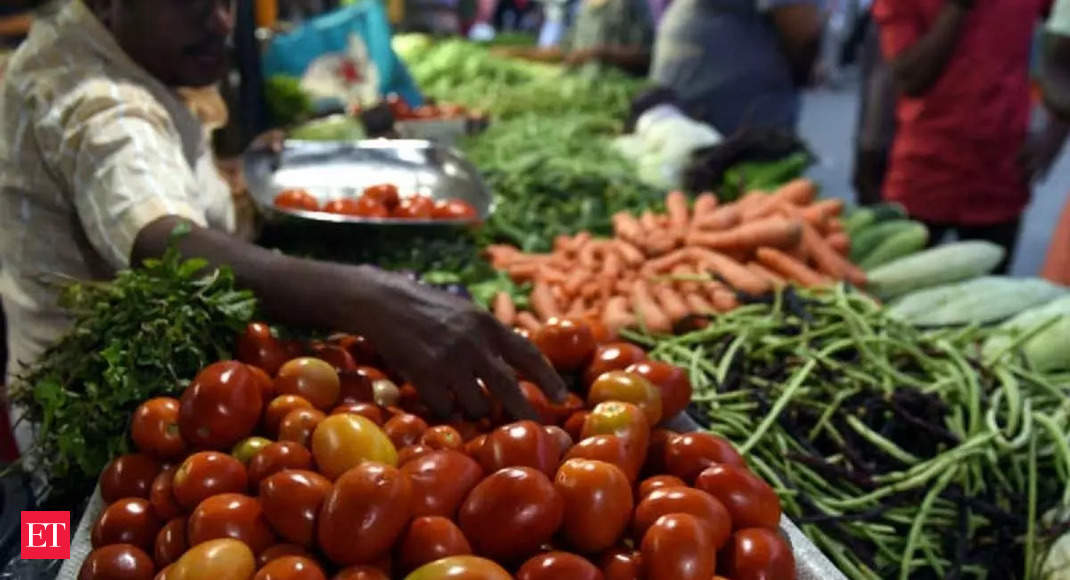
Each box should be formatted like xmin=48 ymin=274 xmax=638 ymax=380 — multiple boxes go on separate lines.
xmin=874 ymin=0 xmax=1068 ymax=273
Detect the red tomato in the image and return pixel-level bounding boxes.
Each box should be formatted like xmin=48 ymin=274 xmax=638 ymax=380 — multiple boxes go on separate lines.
xmin=362 ymin=184 xmax=400 ymax=210
xmin=79 ymin=544 xmax=155 ymax=580
xmin=149 ymin=467 xmax=183 ymax=520
xmin=639 ymin=513 xmax=716 ymax=580
xmin=337 ymin=371 xmax=375 ymax=404
xmin=331 ymin=336 xmax=380 ymax=367
xmin=432 ymin=199 xmax=478 ymax=220
xmin=248 ymin=441 xmax=313 ymax=487
xmin=694 ymin=464 xmax=781 ymax=530
xmin=644 ymin=429 xmax=677 ymax=476
xmin=554 ymin=458 xmax=633 ymax=553
xmin=458 ymin=466 xmax=564 ymax=562
xmin=397 ymin=516 xmax=473 ymax=573
xmin=533 ymin=318 xmax=596 ymax=372
xmin=274 ymin=189 xmax=320 ymax=212
xmin=583 ymin=343 xmax=647 ymax=388
xmin=259 ymin=469 xmax=332 ymax=547
xmin=664 ymin=433 xmax=746 ymax=483
xmin=396 ymin=383 xmax=429 ymax=417
xmin=478 ymin=420 xmax=560 ymax=478
xmin=632 ymin=486 xmax=732 ymax=549
xmin=258 ymin=544 xmax=313 ymax=568
xmin=600 ymin=548 xmax=643 ymax=580
xmin=331 ymin=401 xmax=383 ymax=425
xmin=398 ymin=444 xmax=435 ymax=465
xmin=464 ymin=434 xmax=488 ymax=459
xmin=587 ymin=371 xmax=663 ymax=426
xmin=179 ymin=361 xmax=263 ymax=450
xmin=383 ymin=413 xmax=429 ymax=449
xmin=563 ymin=411 xmax=589 ymax=442
xmin=264 ymin=395 xmax=315 ymax=437
xmin=516 ymin=552 xmax=602 ymax=580
xmin=318 ymin=462 xmax=413 ymax=565
xmin=311 ymin=344 xmax=358 ymax=373
xmin=543 ymin=425 xmax=573 ymax=461
xmin=547 ymin=392 xmax=584 ymax=425
xmin=237 ymin=323 xmax=288 ymax=376
xmin=253 ymin=556 xmax=327 ymax=580
xmin=278 ymin=408 xmax=326 ymax=448
xmin=246 ymin=364 xmax=275 ymax=400
xmin=637 ymin=475 xmax=686 ymax=500
xmin=169 ymin=538 xmax=256 ymax=579
xmin=582 ymin=402 xmax=650 ymax=475
xmin=333 ymin=566 xmax=389 ymax=580
xmin=625 ymin=361 xmax=692 ymax=421
xmin=720 ymin=528 xmax=795 ymax=580
xmin=232 ymin=437 xmax=272 ymax=465
xmin=274 ymin=358 xmax=341 ymax=411
xmin=401 ymin=450 xmax=484 ymax=518
xmin=346 ymin=196 xmax=388 ymax=219
xmin=172 ymin=451 xmax=249 ymax=510
xmin=188 ymin=493 xmax=276 ymax=556
xmin=100 ymin=454 xmax=161 ymax=504
xmin=405 ymin=556 xmax=511 ymax=580
xmin=92 ymin=498 xmax=161 ymax=551
xmin=324 ymin=198 xmax=362 ymax=216
xmin=392 ymin=195 xmax=435 ymax=219
xmin=564 ymin=434 xmax=640 ymax=482
xmin=420 ymin=425 xmax=463 ymax=451
xmin=131 ymin=398 xmax=186 ymax=459
xmin=155 ymin=517 xmax=188 ymax=568
xmin=517 ymin=381 xmax=555 ymax=425
xmin=311 ymin=414 xmax=399 ymax=479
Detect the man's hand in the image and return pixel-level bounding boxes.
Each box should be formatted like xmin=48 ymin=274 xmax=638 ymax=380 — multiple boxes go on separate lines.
xmin=1019 ymin=121 xmax=1070 ymax=184
xmin=247 ymin=129 xmax=286 ymax=154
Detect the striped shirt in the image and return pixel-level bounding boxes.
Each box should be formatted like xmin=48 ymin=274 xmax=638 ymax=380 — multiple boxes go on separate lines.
xmin=0 ymin=0 xmax=236 ymax=384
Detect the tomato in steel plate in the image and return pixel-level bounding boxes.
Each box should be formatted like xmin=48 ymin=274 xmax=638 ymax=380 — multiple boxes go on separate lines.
xmin=247 ymin=441 xmax=313 ymax=487
xmin=632 ymin=486 xmax=732 ymax=549
xmin=274 ymin=189 xmax=320 ymax=212
xmin=362 ymin=183 xmax=400 ymax=210
xmin=311 ymin=414 xmax=398 ymax=479
xmin=694 ymin=464 xmax=781 ymax=530
xmin=397 ymin=516 xmax=473 ymax=573
xmin=543 ymin=425 xmax=573 ymax=460
xmin=150 ymin=467 xmax=183 ymax=521
xmin=237 ymin=323 xmax=288 ymax=376
xmin=583 ymin=343 xmax=647 ymax=388
xmin=600 ymin=548 xmax=643 ymax=580
xmin=637 ymin=475 xmax=686 ymax=500
xmin=563 ymin=411 xmax=588 ymax=442
xmin=169 ymin=538 xmax=255 ymax=580
xmin=232 ymin=437 xmax=272 ymax=465
xmin=401 ymin=450 xmax=483 ymax=518
xmin=464 ymin=434 xmax=488 ymax=459
xmin=179 ymin=361 xmax=263 ymax=450
xmin=100 ymin=453 xmax=161 ymax=503
xmin=432 ymin=199 xmax=478 ymax=221
xmin=351 ymin=196 xmax=390 ymax=219
xmin=587 ymin=371 xmax=663 ymax=425
xmin=547 ymin=392 xmax=584 ymax=425
xmin=275 ymin=358 xmax=341 ymax=411
xmin=457 ymin=466 xmax=564 ymax=562
xmin=403 ymin=556 xmax=511 ymax=580
xmin=625 ymin=361 xmax=692 ymax=422
xmin=392 ymin=195 xmax=435 ymax=220
xmin=154 ymin=517 xmax=188 ymax=568
xmin=639 ymin=513 xmax=716 ymax=580
xmin=564 ymin=434 xmax=640 ymax=483
xmin=258 ymin=544 xmax=313 ymax=568
xmin=79 ymin=544 xmax=155 ymax=580
xmin=253 ymin=556 xmax=328 ymax=580
xmin=720 ymin=528 xmax=795 ymax=580
xmin=92 ymin=498 xmax=161 ymax=551
xmin=259 ymin=469 xmax=332 ymax=547
xmin=384 ymin=413 xmax=430 ymax=448
xmin=516 ymin=552 xmax=602 ymax=580
xmin=324 ymin=198 xmax=362 ymax=217
xmin=420 ymin=425 xmax=463 ymax=451
xmin=172 ymin=451 xmax=249 ymax=510
xmin=131 ymin=398 xmax=186 ymax=459
xmin=188 ymin=493 xmax=276 ymax=556
xmin=278 ymin=408 xmax=327 ymax=448
xmin=264 ymin=395 xmax=315 ymax=437
xmin=554 ymin=458 xmax=633 ymax=553
xmin=644 ymin=429 xmax=677 ymax=476
xmin=311 ymin=344 xmax=358 ymax=373
xmin=331 ymin=401 xmax=383 ymax=424
xmin=318 ymin=462 xmax=413 ymax=565
xmin=533 ymin=318 xmax=596 ymax=372
xmin=478 ymin=420 xmax=559 ymax=478
xmin=337 ymin=371 xmax=374 ymax=404
xmin=517 ymin=381 xmax=555 ymax=425
xmin=664 ymin=432 xmax=746 ymax=483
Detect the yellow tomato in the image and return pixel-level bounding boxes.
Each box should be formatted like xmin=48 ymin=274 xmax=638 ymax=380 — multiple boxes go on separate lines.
xmin=587 ymin=371 xmax=663 ymax=425
xmin=404 ymin=556 xmax=512 ymax=580
xmin=231 ymin=436 xmax=272 ymax=464
xmin=312 ymin=413 xmax=398 ymax=479
xmin=170 ymin=539 xmax=255 ymax=580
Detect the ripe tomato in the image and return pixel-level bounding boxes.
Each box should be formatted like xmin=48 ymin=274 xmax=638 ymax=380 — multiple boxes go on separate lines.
xmin=383 ymin=413 xmax=429 ymax=448
xmin=625 ymin=361 xmax=692 ymax=421
xmin=432 ymin=198 xmax=478 ymax=220
xmin=397 ymin=383 xmax=430 ymax=417
xmin=587 ymin=371 xmax=663 ymax=425
xmin=247 ymin=365 xmax=275 ymax=401
xmin=543 ymin=425 xmax=573 ymax=460
xmin=278 ymin=408 xmax=327 ymax=448
xmin=275 ymin=358 xmax=341 ymax=411
xmin=100 ymin=453 xmax=161 ymax=503
xmin=637 ymin=475 xmax=686 ymax=500
xmin=720 ymin=528 xmax=795 ymax=580
xmin=324 ymin=198 xmax=362 ymax=216
xmin=232 ymin=437 xmax=272 ymax=465
xmin=350 ymin=196 xmax=389 ymax=218
xmin=644 ymin=429 xmax=677 ymax=476
xmin=639 ymin=513 xmax=715 ymax=580
xmin=150 ymin=467 xmax=183 ymax=520
xmin=478 ymin=420 xmax=559 ymax=478
xmin=131 ymin=398 xmax=186 ymax=459
xmin=600 ymin=548 xmax=643 ymax=580
xmin=694 ymin=464 xmax=781 ymax=530
xmin=392 ymin=195 xmax=435 ymax=219
xmin=318 ymin=462 xmax=413 ymax=566
xmin=564 ymin=434 xmax=640 ymax=482
xmin=563 ymin=411 xmax=588 ymax=442
xmin=92 ymin=498 xmax=161 ymax=551
xmin=259 ymin=469 xmax=331 ymax=547
xmin=169 ymin=538 xmax=255 ymax=580
xmin=516 ymin=552 xmax=602 ymax=580
xmin=312 ymin=414 xmax=398 ymax=479
xmin=554 ymin=459 xmax=633 ymax=553
xmin=517 ymin=381 xmax=555 ymax=425
xmin=632 ymin=486 xmax=732 ymax=549
xmin=458 ymin=466 xmax=564 ymax=562
xmin=582 ymin=402 xmax=650 ymax=474
xmin=664 ymin=432 xmax=746 ymax=483
xmin=79 ymin=544 xmax=155 ymax=580
xmin=464 ymin=434 xmax=488 ymax=459
xmin=331 ymin=401 xmax=383 ymax=425
xmin=179 ymin=361 xmax=263 ymax=450
xmin=155 ymin=517 xmax=188 ymax=568
xmin=420 ymin=425 xmax=463 ymax=451
xmin=264 ymin=395 xmax=315 ymax=437
xmin=583 ymin=343 xmax=647 ymax=388
xmin=248 ymin=441 xmax=313 ymax=487
xmin=330 ymin=335 xmax=379 ymax=367
xmin=188 ymin=493 xmax=276 ymax=556
xmin=252 ymin=555 xmax=326 ymax=580
xmin=533 ymin=318 xmax=596 ymax=372
xmin=172 ymin=451 xmax=248 ymax=510
xmin=237 ymin=323 xmax=288 ymax=376
xmin=362 ymin=184 xmax=400 ymax=210
xmin=258 ymin=544 xmax=313 ymax=568
xmin=397 ymin=516 xmax=472 ymax=573
xmin=337 ymin=371 xmax=374 ymax=404
xmin=311 ymin=344 xmax=358 ymax=373
xmin=404 ymin=556 xmax=511 ymax=580
xmin=274 ymin=189 xmax=319 ymax=212
xmin=401 ymin=450 xmax=483 ymax=518
xmin=547 ymin=392 xmax=584 ymax=425
xmin=398 ymin=444 xmax=435 ymax=465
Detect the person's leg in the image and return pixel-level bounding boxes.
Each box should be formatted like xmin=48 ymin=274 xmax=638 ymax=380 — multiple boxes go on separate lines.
xmin=922 ymin=221 xmax=953 ymax=248
xmin=957 ymin=218 xmax=1022 ymax=275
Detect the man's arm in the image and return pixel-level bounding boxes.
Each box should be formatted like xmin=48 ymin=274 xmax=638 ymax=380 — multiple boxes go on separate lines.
xmin=1043 ymin=31 xmax=1070 ymax=121
xmin=769 ymin=3 xmax=825 ymax=86
xmin=884 ymin=1 xmax=970 ymax=97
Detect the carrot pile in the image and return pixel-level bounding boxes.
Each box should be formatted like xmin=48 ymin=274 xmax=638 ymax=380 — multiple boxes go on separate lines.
xmin=486 ymin=179 xmax=867 ymax=336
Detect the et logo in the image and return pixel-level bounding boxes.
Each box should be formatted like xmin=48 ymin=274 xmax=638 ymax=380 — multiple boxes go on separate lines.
xmin=20 ymin=511 xmax=70 ymax=560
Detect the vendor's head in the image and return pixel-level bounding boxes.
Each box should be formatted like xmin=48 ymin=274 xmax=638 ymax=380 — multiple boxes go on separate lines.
xmin=86 ymin=0 xmax=234 ymax=87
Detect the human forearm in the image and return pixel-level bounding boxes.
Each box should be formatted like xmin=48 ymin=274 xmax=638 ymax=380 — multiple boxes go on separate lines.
xmin=594 ymin=46 xmax=651 ymax=75
xmin=1043 ymin=33 xmax=1070 ymax=122
xmin=771 ymin=4 xmax=824 ymax=86
xmin=889 ymin=1 xmax=969 ymax=97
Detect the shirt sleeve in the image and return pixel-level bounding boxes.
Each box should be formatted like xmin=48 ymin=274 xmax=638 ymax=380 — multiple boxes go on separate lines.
xmin=1050 ymin=0 xmax=1070 ymax=36
xmin=37 ymin=80 xmax=207 ymax=269
xmin=873 ymin=0 xmax=923 ymax=60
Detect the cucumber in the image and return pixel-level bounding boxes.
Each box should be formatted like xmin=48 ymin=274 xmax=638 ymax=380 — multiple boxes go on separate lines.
xmin=889 ymin=276 xmax=1066 ymax=327
xmin=858 ymin=222 xmax=929 ymax=270
xmin=869 ymin=202 xmax=908 ymax=223
xmin=850 ymin=219 xmax=916 ymax=263
xmin=844 ymin=208 xmax=876 ymax=238
xmin=865 ymin=240 xmax=1004 ymax=300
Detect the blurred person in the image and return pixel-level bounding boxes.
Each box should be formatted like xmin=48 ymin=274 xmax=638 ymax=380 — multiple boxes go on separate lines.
xmin=649 ymin=0 xmax=824 ymax=135
xmin=874 ymin=0 xmax=1068 ymax=274
xmin=851 ymin=9 xmax=896 ymax=205
xmin=1041 ymin=0 xmax=1070 ymax=284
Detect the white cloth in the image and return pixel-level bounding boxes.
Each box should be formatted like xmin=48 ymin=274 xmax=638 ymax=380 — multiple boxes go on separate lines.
xmin=1050 ymin=0 xmax=1070 ymax=36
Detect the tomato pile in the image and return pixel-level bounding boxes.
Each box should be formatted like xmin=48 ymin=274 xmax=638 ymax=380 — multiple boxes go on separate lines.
xmin=382 ymin=94 xmax=471 ymax=121
xmin=273 ymin=184 xmax=478 ymax=221
xmin=80 ymin=319 xmax=793 ymax=580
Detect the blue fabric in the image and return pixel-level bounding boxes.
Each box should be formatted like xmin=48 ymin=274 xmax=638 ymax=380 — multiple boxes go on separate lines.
xmin=262 ymin=2 xmax=423 ymax=105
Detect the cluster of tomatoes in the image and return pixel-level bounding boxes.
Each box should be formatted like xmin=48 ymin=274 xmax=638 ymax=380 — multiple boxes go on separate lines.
xmin=79 ymin=319 xmax=793 ymax=580
xmin=273 ymin=184 xmax=478 ymax=221
xmin=382 ymin=94 xmax=469 ymax=122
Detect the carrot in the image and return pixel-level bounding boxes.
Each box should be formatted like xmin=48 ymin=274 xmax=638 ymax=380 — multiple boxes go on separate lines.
xmin=684 ymin=294 xmax=715 ymax=315
xmin=601 ymin=250 xmax=622 ymax=281
xmin=666 ymin=191 xmax=690 ymax=233
xmin=735 ymin=191 xmax=768 ymax=213
xmin=553 ymin=235 xmax=572 ymax=254
xmin=802 ymin=199 xmax=843 ymax=227
xmin=826 ymin=218 xmax=845 ymax=234
xmin=507 ymin=262 xmax=540 ymax=283
xmin=615 ymin=279 xmax=636 ymax=295
xmin=654 ymin=285 xmax=690 ymax=322
xmin=711 ymin=289 xmax=740 ymax=312
xmin=492 ymin=292 xmax=517 ymax=326
xmin=531 ymin=281 xmax=561 ymax=321
xmin=747 ymin=262 xmax=786 ymax=287
xmin=516 ymin=311 xmax=543 ymax=334
xmin=630 ymin=280 xmax=673 ymax=333
xmin=563 ymin=268 xmax=589 ymax=296
xmin=578 ymin=241 xmax=608 ymax=270
xmin=671 ymin=264 xmax=700 ymax=294
xmin=756 ymin=247 xmax=829 ymax=287
xmin=799 ymin=222 xmax=867 ymax=286
xmin=643 ymin=233 xmax=678 ymax=257
xmin=691 ymin=205 xmax=742 ymax=232
xmin=692 ymin=193 xmax=718 ymax=220
xmin=689 ymin=248 xmax=771 ymax=295
xmin=613 ymin=212 xmax=644 ymax=244
xmin=772 ymin=178 xmax=818 ymax=206
xmin=602 ymin=296 xmax=636 ymax=338
xmin=639 ymin=211 xmax=660 ymax=234
xmin=686 ymin=217 xmax=802 ymax=254
xmin=641 ymin=248 xmax=692 ymax=275
xmin=614 ymin=240 xmax=646 ymax=266
xmin=566 ymin=295 xmax=586 ymax=317
xmin=826 ymin=232 xmax=850 ymax=256
xmin=536 ymin=265 xmax=568 ymax=285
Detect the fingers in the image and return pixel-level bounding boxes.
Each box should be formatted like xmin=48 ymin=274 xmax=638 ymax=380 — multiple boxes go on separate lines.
xmin=497 ymin=326 xmax=568 ymax=404
xmin=452 ymin=378 xmax=491 ymax=420
xmin=409 ymin=373 xmax=454 ymax=419
xmin=476 ymin=354 xmax=538 ymax=422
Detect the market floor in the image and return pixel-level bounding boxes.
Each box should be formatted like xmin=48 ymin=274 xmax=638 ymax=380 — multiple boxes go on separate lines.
xmin=798 ymin=84 xmax=1070 ymax=277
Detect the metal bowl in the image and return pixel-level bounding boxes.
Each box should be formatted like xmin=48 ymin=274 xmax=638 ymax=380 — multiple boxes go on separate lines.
xmin=245 ymin=139 xmax=492 ymax=226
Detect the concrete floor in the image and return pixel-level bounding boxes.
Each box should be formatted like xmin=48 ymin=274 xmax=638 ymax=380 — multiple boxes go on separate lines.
xmin=797 ymin=84 xmax=1070 ymax=277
